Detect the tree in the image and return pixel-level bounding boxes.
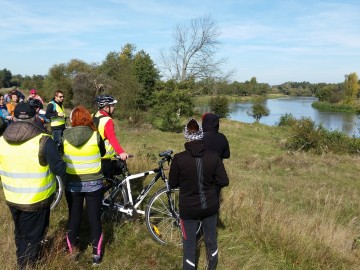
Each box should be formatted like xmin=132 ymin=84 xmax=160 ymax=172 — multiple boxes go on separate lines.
xmin=159 ymin=14 xmax=227 ymax=82
xmin=249 ymin=97 xmax=270 ymax=122
xmin=209 ymin=96 xmax=229 ymax=118
xmin=344 ymin=72 xmax=359 ymax=104
xmin=0 ymin=69 xmax=12 ymax=88
xmin=133 ymin=50 xmax=160 ymax=110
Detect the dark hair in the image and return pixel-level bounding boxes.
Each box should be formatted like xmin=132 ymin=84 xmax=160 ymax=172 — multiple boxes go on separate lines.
xmin=54 ymin=90 xmax=64 ymax=97
xmin=70 ymin=106 xmax=97 ymax=131
xmin=186 ymin=119 xmax=200 ymax=133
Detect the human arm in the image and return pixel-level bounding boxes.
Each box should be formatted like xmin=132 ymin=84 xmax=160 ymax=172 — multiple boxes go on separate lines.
xmin=168 ymin=155 xmax=180 ymax=189
xmin=214 ymin=157 xmax=229 ymax=188
xmin=44 ymin=138 xmax=66 ymax=176
xmin=103 ymin=118 xmax=128 ymax=160
xmin=45 ymin=102 xmax=58 ymax=119
xmin=222 ymin=136 xmax=230 ymax=159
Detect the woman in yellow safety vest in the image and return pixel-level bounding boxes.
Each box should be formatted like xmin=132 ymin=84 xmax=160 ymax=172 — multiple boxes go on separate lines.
xmin=62 ymin=106 xmax=105 ymax=266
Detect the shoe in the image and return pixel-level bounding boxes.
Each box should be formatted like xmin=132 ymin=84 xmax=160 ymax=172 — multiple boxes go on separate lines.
xmin=92 ymin=255 xmax=102 ymax=266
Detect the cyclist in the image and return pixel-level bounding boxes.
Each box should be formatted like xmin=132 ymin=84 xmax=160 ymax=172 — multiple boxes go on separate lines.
xmin=45 ymin=90 xmax=65 ymax=152
xmin=62 ymin=106 xmax=105 ymax=265
xmin=93 ymin=94 xmax=129 ymax=178
xmin=169 ymin=118 xmax=229 ymax=270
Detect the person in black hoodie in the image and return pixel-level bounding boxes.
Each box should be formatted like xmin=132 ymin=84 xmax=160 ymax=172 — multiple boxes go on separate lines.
xmin=169 ymin=119 xmax=229 ymax=270
xmin=201 ymin=113 xmax=230 ymax=160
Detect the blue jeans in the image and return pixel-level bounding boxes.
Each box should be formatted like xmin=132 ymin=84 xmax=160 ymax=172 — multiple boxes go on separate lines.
xmin=181 ymin=214 xmax=218 ymax=270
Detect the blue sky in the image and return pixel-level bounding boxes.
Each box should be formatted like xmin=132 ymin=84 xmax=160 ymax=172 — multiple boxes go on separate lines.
xmin=1 ymin=0 xmax=359 ymax=85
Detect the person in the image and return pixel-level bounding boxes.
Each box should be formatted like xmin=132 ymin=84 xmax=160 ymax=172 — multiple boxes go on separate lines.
xmin=45 ymin=90 xmax=66 ymax=151
xmin=6 ymin=91 xmax=19 ymax=118
xmin=5 ymin=88 xmax=25 ymax=103
xmin=93 ymin=94 xmax=129 ymax=178
xmin=29 ymin=98 xmax=50 ymax=128
xmin=27 ymin=89 xmax=44 ymax=108
xmin=0 ymin=93 xmax=12 ymax=128
xmin=201 ymin=112 xmax=230 ymax=160
xmin=62 ymin=106 xmax=105 ymax=265
xmin=169 ymin=119 xmax=229 ymax=270
xmin=0 ymin=103 xmax=66 ymax=269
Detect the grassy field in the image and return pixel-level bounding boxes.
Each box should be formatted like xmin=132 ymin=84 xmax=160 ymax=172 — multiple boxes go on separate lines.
xmin=2 ymin=118 xmax=360 ymax=269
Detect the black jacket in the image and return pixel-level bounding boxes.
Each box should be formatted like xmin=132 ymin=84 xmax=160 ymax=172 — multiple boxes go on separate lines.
xmin=202 ymin=113 xmax=230 ymax=160
xmin=169 ymin=140 xmax=229 ymax=219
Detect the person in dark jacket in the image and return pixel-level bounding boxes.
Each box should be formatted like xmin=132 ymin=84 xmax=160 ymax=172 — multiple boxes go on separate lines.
xmin=169 ymin=118 xmax=229 ymax=270
xmin=62 ymin=106 xmax=105 ymax=266
xmin=201 ymin=112 xmax=230 ymax=160
xmin=0 ymin=103 xmax=66 ymax=269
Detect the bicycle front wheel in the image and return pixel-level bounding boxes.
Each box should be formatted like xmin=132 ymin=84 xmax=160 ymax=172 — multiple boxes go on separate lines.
xmin=50 ymin=175 xmax=63 ymax=210
xmin=145 ymin=187 xmax=182 ymax=245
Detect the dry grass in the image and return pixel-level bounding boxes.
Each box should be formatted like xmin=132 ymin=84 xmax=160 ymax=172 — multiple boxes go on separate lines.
xmin=2 ymin=118 xmax=360 ymax=269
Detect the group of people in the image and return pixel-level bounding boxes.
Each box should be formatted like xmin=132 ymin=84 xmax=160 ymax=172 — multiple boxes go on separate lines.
xmin=0 ymin=88 xmax=230 ymax=269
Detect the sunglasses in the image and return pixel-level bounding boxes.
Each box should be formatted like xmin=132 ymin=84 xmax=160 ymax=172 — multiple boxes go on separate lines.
xmin=57 ymin=96 xmax=64 ymax=98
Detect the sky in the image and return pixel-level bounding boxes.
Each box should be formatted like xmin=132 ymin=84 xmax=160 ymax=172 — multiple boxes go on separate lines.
xmin=1 ymin=0 xmax=359 ymax=85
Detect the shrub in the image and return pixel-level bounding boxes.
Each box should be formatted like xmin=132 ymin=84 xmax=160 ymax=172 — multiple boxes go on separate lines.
xmin=209 ymin=96 xmax=229 ymax=118
xmin=277 ymin=113 xmax=296 ymax=127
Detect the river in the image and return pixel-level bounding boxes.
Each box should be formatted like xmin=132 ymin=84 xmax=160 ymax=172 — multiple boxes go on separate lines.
xmin=227 ymin=97 xmax=360 ymax=137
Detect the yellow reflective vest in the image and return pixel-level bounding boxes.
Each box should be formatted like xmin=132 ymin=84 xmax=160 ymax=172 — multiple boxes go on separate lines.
xmin=0 ymin=134 xmax=56 ymax=205
xmin=94 ymin=111 xmax=116 ymax=159
xmin=63 ymin=131 xmax=102 ymax=176
xmin=50 ymin=100 xmax=65 ymax=127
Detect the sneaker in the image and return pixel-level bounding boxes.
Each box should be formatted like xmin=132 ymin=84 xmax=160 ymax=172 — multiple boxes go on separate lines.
xmin=92 ymin=255 xmax=102 ymax=266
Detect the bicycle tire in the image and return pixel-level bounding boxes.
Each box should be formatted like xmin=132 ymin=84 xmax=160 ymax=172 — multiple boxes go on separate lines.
xmin=50 ymin=175 xmax=63 ymax=210
xmin=101 ymin=181 xmax=128 ymax=223
xmin=145 ymin=187 xmax=183 ymax=245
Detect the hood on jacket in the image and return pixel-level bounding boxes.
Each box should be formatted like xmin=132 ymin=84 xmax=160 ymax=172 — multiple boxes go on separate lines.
xmin=63 ymin=126 xmax=94 ymax=147
xmin=202 ymin=113 xmax=219 ymax=132
xmin=3 ymin=121 xmax=44 ymax=144
xmin=184 ymin=140 xmax=206 ymax=158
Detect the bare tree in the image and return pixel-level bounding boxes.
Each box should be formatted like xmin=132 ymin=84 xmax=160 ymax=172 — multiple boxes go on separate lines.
xmin=160 ymin=14 xmax=228 ymax=82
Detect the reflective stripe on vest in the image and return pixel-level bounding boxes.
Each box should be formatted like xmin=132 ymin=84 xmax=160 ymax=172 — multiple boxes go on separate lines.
xmin=50 ymin=100 xmax=65 ymax=127
xmin=63 ymin=131 xmax=102 ymax=175
xmin=0 ymin=134 xmax=55 ymax=205
xmin=94 ymin=111 xmax=116 ymax=159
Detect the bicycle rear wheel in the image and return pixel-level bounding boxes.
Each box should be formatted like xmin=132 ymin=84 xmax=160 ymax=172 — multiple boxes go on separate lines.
xmin=145 ymin=187 xmax=183 ymax=245
xmin=50 ymin=175 xmax=63 ymax=210
xmin=101 ymin=179 xmax=128 ymax=223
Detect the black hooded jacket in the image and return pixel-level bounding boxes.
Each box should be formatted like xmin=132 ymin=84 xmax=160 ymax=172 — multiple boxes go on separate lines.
xmin=169 ymin=140 xmax=229 ymax=219
xmin=202 ymin=113 xmax=230 ymax=160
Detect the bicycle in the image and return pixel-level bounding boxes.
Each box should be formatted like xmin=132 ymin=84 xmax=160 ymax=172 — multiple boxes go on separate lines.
xmin=101 ymin=150 xmax=201 ymax=245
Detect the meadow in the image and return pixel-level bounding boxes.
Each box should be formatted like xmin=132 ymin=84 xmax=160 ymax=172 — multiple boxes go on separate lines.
xmin=1 ymin=117 xmax=360 ymax=269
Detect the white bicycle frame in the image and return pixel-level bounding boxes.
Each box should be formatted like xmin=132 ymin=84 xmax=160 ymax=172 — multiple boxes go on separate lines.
xmin=103 ymin=169 xmax=164 ymax=216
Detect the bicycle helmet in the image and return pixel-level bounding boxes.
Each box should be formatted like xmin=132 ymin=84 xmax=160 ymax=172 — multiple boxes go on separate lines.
xmin=29 ymin=98 xmax=43 ymax=109
xmin=95 ymin=94 xmax=118 ymax=108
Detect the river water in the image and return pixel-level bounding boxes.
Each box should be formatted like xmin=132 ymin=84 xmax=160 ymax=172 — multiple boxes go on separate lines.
xmin=227 ymin=97 xmax=360 ymax=137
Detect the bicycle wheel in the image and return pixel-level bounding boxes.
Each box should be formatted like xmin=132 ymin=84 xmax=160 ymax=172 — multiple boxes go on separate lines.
xmin=145 ymin=187 xmax=183 ymax=245
xmin=50 ymin=175 xmax=63 ymax=210
xmin=101 ymin=180 xmax=128 ymax=223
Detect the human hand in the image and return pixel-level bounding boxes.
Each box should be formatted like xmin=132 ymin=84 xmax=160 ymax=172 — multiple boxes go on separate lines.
xmin=119 ymin=152 xmax=129 ymax=160
xmin=58 ymin=112 xmax=64 ymax=117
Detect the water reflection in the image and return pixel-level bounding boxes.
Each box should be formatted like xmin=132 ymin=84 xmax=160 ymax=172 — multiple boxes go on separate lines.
xmin=227 ymin=97 xmax=360 ymax=137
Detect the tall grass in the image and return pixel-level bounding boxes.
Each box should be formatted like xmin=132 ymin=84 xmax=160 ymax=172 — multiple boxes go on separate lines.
xmin=2 ymin=119 xmax=360 ymax=269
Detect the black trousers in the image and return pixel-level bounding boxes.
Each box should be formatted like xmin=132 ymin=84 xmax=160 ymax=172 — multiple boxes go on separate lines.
xmin=181 ymin=214 xmax=218 ymax=270
xmin=65 ymin=188 xmax=103 ymax=256
xmin=9 ymin=206 xmax=50 ymax=269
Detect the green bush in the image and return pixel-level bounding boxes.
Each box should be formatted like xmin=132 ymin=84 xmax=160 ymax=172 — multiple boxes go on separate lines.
xmin=209 ymin=96 xmax=229 ymax=118
xmin=277 ymin=113 xmax=296 ymax=127
xmin=284 ymin=116 xmax=360 ymax=154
